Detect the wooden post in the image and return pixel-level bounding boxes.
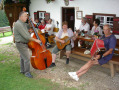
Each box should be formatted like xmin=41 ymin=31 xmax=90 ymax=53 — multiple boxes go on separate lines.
xmin=59 ymin=50 xmax=65 ymax=59
xmin=109 ymin=63 xmax=115 ymax=77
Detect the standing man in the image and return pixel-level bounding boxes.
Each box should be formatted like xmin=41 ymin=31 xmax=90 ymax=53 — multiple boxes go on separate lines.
xmin=14 ymin=11 xmax=41 ymax=78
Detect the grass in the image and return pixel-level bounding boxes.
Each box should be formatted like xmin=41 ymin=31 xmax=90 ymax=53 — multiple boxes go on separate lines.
xmin=79 ymin=82 xmax=89 ymax=90
xmin=0 ymin=45 xmax=77 ymax=90
xmin=0 ymin=31 xmax=12 ymax=38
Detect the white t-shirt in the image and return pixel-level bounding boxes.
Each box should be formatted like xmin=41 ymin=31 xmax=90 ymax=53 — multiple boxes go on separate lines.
xmin=79 ymin=22 xmax=90 ymax=32
xmin=61 ymin=32 xmax=68 ymax=38
xmin=45 ymin=24 xmax=54 ymax=35
xmin=91 ymin=26 xmax=102 ymax=35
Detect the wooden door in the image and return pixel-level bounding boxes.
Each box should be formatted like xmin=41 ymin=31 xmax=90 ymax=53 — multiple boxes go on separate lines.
xmin=85 ymin=15 xmax=94 ymax=30
xmin=62 ymin=7 xmax=75 ymax=32
xmin=4 ymin=3 xmax=26 ymax=29
xmin=34 ymin=12 xmax=38 ymax=21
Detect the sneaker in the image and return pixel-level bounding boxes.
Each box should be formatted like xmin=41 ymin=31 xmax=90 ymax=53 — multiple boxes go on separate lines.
xmin=49 ymin=44 xmax=52 ymax=48
xmin=46 ymin=44 xmax=52 ymax=48
xmin=68 ymin=72 xmax=79 ymax=81
xmin=47 ymin=42 xmax=52 ymax=46
xmin=25 ymin=72 xmax=33 ymax=78
xmin=47 ymin=42 xmax=51 ymax=45
xmin=49 ymin=63 xmax=56 ymax=68
xmin=46 ymin=45 xmax=50 ymax=48
xmin=68 ymin=72 xmax=76 ymax=76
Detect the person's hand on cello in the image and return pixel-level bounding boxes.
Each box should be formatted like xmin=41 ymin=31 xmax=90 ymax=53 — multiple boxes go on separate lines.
xmin=29 ymin=37 xmax=41 ymax=44
xmin=35 ymin=39 xmax=42 ymax=44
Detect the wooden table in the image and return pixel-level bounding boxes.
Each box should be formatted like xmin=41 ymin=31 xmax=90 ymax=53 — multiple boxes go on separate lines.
xmin=74 ymin=36 xmax=94 ymax=47
xmin=78 ymin=36 xmax=94 ymax=42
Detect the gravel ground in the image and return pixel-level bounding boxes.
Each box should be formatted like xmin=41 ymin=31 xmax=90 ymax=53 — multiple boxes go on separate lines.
xmin=0 ymin=41 xmax=119 ymax=90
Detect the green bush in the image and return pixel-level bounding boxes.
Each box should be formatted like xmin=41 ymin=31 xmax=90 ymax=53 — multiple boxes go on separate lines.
xmin=0 ymin=10 xmax=9 ymax=27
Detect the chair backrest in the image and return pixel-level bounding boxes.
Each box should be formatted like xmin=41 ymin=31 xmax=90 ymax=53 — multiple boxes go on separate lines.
xmin=53 ymin=27 xmax=59 ymax=32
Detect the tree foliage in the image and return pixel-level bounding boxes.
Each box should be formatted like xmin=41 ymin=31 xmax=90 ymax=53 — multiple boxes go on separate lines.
xmin=0 ymin=10 xmax=9 ymax=27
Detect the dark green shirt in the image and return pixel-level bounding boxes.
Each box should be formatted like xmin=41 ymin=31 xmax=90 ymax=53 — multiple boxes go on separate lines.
xmin=14 ymin=20 xmax=31 ymax=43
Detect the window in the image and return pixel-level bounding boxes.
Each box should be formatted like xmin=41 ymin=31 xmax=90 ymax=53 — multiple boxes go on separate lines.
xmin=37 ymin=11 xmax=46 ymax=20
xmin=93 ymin=13 xmax=116 ymax=29
xmin=96 ymin=15 xmax=114 ymax=29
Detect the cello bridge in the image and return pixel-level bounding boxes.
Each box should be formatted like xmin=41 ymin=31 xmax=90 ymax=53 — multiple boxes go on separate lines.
xmin=40 ymin=50 xmax=46 ymax=53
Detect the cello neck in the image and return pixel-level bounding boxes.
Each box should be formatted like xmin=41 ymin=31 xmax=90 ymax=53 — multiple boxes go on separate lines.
xmin=28 ymin=17 xmax=40 ymax=40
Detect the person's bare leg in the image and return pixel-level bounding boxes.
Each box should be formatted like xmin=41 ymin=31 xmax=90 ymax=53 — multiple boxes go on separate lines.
xmin=77 ymin=63 xmax=93 ymax=77
xmin=76 ymin=55 xmax=100 ymax=76
xmin=68 ymin=61 xmax=93 ymax=81
xmin=76 ymin=60 xmax=93 ymax=74
xmin=52 ymin=54 xmax=56 ymax=63
xmin=66 ymin=51 xmax=71 ymax=58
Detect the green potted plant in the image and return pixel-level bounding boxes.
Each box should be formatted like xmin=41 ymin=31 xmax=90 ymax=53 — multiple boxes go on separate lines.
xmin=46 ymin=0 xmax=55 ymax=4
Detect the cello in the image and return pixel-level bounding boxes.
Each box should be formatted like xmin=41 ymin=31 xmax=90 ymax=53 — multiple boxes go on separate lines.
xmin=28 ymin=17 xmax=52 ymax=70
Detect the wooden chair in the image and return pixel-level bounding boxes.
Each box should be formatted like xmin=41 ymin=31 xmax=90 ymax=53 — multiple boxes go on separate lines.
xmin=47 ymin=27 xmax=59 ymax=44
xmin=48 ymin=35 xmax=55 ymax=44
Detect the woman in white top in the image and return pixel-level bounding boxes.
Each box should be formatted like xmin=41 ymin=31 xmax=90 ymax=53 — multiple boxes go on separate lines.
xmin=44 ymin=19 xmax=54 ymax=47
xmin=91 ymin=19 xmax=103 ymax=35
xmin=49 ymin=21 xmax=78 ymax=67
xmin=45 ymin=19 xmax=54 ymax=35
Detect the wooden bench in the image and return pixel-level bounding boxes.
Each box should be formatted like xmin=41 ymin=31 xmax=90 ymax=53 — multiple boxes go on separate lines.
xmin=0 ymin=26 xmax=11 ymax=36
xmin=59 ymin=39 xmax=119 ymax=77
xmin=109 ymin=55 xmax=119 ymax=77
xmin=109 ymin=39 xmax=119 ymax=77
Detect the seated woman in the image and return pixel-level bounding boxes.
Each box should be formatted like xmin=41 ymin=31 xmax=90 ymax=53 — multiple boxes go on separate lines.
xmin=85 ymin=19 xmax=103 ymax=49
xmin=44 ymin=19 xmax=54 ymax=47
xmin=91 ymin=19 xmax=103 ymax=36
xmin=35 ymin=18 xmax=41 ymax=29
xmin=38 ymin=19 xmax=46 ymax=30
xmin=38 ymin=19 xmax=51 ymax=48
xmin=45 ymin=19 xmax=54 ymax=35
xmin=68 ymin=24 xmax=117 ymax=81
xmin=49 ymin=21 xmax=78 ymax=67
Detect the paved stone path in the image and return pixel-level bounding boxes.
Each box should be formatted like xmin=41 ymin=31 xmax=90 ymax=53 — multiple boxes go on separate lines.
xmin=0 ymin=36 xmax=13 ymax=44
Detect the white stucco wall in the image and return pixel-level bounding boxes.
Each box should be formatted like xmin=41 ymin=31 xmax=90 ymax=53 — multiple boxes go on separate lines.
xmin=29 ymin=0 xmax=119 ymax=38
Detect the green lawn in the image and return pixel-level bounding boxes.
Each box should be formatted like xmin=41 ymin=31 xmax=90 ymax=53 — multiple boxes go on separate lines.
xmin=0 ymin=31 xmax=12 ymax=38
xmin=0 ymin=44 xmax=77 ymax=90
